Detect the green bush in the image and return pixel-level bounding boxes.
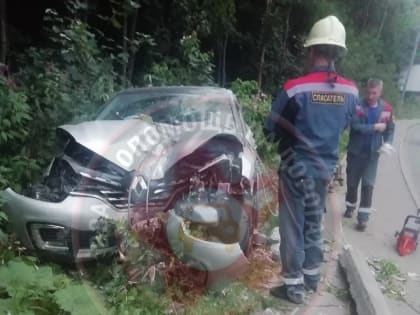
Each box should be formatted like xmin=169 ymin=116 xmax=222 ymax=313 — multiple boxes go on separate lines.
xmin=230 ymin=79 xmax=277 ymax=165
xmin=1 ymin=14 xmax=119 ymax=189
xmin=185 ymin=282 xmax=263 ymax=315
xmin=396 ymin=95 xmax=420 ymax=119
xmin=0 ymin=84 xmax=41 ymax=192
xmin=0 ymin=257 xmax=113 ymax=315
xmin=0 ymin=11 xmax=120 ymax=248
xmin=146 ymin=33 xmax=215 ymax=86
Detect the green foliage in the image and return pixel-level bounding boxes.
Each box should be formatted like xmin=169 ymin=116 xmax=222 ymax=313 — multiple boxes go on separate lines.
xmin=369 ymin=258 xmax=406 ymax=299
xmin=0 ymin=86 xmax=30 ymax=144
xmin=89 ymin=261 xmax=167 ymax=315
xmin=0 ymin=84 xmax=41 ymax=192
xmin=339 ymin=129 xmax=349 ymax=157
xmin=0 ymin=258 xmax=104 ymax=315
xmin=377 ymin=259 xmax=402 ymax=280
xmin=327 ymin=284 xmax=351 ymax=302
xmin=185 ymin=282 xmax=263 ymax=315
xmin=397 ymin=96 xmax=420 ymax=118
xmin=90 ymin=217 xmax=118 ymax=252
xmin=0 ymin=259 xmax=56 ymax=293
xmin=340 ymin=31 xmax=400 ymax=106
xmin=146 ymin=33 xmax=215 ymax=86
xmin=53 ymin=285 xmax=103 ymax=315
xmin=87 ymin=220 xmax=168 ymax=314
xmin=230 ymin=79 xmax=277 ymax=164
xmin=21 ymin=13 xmax=118 ymax=123
xmin=0 ymin=8 xmax=119 ymax=197
xmin=103 ymin=285 xmax=166 ymax=315
xmin=0 ymin=235 xmax=24 ymax=266
xmin=0 ymin=6 xmax=121 ymax=268
xmin=0 ymin=211 xmax=6 ymax=236
xmin=0 ymin=84 xmax=41 ymax=245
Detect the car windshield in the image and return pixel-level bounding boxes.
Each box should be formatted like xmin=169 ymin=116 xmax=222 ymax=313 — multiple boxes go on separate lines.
xmin=95 ymin=91 xmax=234 ymax=125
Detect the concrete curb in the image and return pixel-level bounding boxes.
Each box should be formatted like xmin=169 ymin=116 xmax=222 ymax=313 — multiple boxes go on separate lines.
xmin=336 ymin=152 xmax=394 ymax=315
xmin=339 ymin=245 xmax=392 ymax=315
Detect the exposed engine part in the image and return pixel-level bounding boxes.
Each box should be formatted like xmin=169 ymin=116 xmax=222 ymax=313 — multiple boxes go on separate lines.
xmin=183 ymin=150 xmax=243 ymax=197
xmin=197 ymin=154 xmax=241 ymax=183
xmin=24 ymin=158 xmax=80 ymax=202
xmin=174 ymin=189 xmax=250 ymax=249
xmin=24 ymin=141 xmax=128 ymax=204
xmin=63 ymin=140 xmax=126 ymax=178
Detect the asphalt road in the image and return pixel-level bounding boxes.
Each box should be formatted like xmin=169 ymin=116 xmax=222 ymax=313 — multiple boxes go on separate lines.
xmin=341 ymin=120 xmax=420 ymax=315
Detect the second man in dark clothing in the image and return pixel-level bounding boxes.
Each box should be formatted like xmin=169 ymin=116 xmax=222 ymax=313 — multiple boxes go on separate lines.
xmin=344 ymin=78 xmax=395 ymax=230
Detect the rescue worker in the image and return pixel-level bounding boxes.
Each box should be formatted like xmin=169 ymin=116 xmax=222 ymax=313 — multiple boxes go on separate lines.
xmin=344 ymin=78 xmax=395 ymax=231
xmin=263 ymin=15 xmax=358 ymax=304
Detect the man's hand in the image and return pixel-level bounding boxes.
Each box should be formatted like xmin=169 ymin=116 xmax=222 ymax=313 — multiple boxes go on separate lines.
xmin=374 ymin=123 xmax=386 ymax=132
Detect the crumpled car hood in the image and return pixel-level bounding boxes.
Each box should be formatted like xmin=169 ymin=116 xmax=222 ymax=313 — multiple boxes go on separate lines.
xmin=59 ymin=118 xmax=241 ymax=179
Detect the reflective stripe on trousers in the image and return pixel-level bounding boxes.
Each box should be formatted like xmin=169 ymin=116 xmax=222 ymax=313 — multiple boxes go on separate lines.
xmin=346 ymin=201 xmax=357 ymax=208
xmin=357 ymin=207 xmax=372 ymax=223
xmin=302 ymin=267 xmax=320 ymax=276
xmin=282 ymin=276 xmax=304 ymax=285
xmin=358 ymin=207 xmax=372 ymax=214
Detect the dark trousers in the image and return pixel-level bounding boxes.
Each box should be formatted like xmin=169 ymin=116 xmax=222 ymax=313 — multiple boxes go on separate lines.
xmin=345 ymin=152 xmax=379 ymax=222
xmin=278 ymin=168 xmax=328 ymax=286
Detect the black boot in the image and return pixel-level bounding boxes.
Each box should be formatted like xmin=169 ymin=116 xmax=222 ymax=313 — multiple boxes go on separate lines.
xmin=344 ymin=207 xmax=355 ymax=218
xmin=356 ymin=220 xmax=367 ymax=231
xmin=270 ymin=284 xmax=305 ymax=304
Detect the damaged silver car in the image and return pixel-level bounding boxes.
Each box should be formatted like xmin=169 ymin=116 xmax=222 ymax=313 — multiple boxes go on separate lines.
xmin=1 ymin=86 xmax=260 ymax=273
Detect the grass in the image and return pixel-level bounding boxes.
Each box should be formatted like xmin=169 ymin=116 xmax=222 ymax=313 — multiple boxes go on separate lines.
xmin=368 ymin=258 xmax=406 ymax=300
xmin=396 ymin=101 xmax=420 ymax=119
xmin=327 ymin=284 xmax=351 ymax=302
xmin=339 ymin=129 xmax=349 ymax=159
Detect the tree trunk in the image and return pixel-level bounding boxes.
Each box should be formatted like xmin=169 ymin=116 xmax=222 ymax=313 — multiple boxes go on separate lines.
xmin=127 ymin=6 xmax=139 ymax=83
xmin=376 ymin=3 xmax=388 ymax=39
xmin=82 ymin=0 xmax=89 ymax=24
xmin=222 ymin=34 xmax=228 ymax=87
xmin=257 ymin=0 xmax=272 ymax=91
xmin=0 ymin=0 xmax=7 ymax=64
xmin=257 ymin=46 xmax=266 ymax=90
xmin=362 ymin=0 xmax=372 ymax=31
xmin=122 ymin=12 xmax=128 ymax=85
xmin=217 ymin=42 xmax=222 ymax=85
xmin=278 ymin=6 xmax=291 ymax=82
xmin=282 ymin=7 xmax=291 ymax=56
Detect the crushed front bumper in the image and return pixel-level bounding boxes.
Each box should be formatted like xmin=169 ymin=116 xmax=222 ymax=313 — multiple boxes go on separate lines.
xmin=166 ymin=209 xmax=249 ymax=286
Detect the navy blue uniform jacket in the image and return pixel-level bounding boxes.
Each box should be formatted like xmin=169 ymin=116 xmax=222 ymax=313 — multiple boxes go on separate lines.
xmin=347 ymin=99 xmax=395 ymax=156
xmin=264 ymin=68 xmax=358 ymax=180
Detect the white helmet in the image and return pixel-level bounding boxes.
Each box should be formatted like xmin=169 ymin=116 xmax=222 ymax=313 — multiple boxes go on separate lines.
xmin=303 ymin=15 xmax=347 ymax=50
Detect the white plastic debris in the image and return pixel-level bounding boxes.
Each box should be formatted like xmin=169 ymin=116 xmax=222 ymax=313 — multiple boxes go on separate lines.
xmin=407 ymin=272 xmax=420 ymax=281
xmin=378 ymin=143 xmax=395 ymax=155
